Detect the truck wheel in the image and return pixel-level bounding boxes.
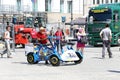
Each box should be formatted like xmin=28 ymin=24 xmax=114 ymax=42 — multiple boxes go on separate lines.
xmin=49 ymin=55 xmax=60 ymax=66
xmin=118 ymin=36 xmax=120 ymax=45
xmin=27 ymin=52 xmax=38 ymax=64
xmin=74 ymin=52 xmax=83 ymax=64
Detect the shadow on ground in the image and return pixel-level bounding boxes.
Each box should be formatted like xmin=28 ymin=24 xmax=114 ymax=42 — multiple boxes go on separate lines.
xmin=108 ymin=70 xmax=120 ymax=73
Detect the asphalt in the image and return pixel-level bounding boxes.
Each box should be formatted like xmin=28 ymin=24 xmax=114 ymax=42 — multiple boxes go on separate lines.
xmin=0 ymin=45 xmax=120 ymax=80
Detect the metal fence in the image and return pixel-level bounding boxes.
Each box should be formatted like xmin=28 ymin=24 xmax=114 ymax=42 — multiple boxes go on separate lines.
xmin=0 ymin=5 xmax=31 ymax=14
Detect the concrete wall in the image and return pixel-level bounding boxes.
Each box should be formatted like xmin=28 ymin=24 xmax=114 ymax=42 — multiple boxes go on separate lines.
xmin=38 ymin=0 xmax=45 ymax=12
xmin=47 ymin=12 xmax=83 ymax=23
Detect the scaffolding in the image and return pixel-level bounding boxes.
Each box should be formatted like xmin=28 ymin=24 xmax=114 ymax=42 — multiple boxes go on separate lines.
xmin=0 ymin=4 xmax=31 ymax=35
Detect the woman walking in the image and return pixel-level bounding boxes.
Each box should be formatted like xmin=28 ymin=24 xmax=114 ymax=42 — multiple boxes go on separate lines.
xmin=76 ymin=28 xmax=86 ymax=54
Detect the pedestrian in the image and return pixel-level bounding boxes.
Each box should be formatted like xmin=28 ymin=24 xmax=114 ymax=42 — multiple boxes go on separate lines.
xmin=1 ymin=26 xmax=12 ymax=58
xmin=49 ymin=27 xmax=54 ymax=36
xmin=99 ymin=24 xmax=112 ymax=58
xmin=30 ymin=28 xmax=37 ymax=43
xmin=54 ymin=27 xmax=63 ymax=53
xmin=76 ymin=28 xmax=86 ymax=54
xmin=49 ymin=27 xmax=55 ymax=42
xmin=61 ymin=29 xmax=65 ymax=40
xmin=37 ymin=27 xmax=48 ymax=64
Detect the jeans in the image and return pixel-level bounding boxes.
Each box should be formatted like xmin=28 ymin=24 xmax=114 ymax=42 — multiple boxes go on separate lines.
xmin=56 ymin=40 xmax=62 ymax=53
xmin=3 ymin=40 xmax=11 ymax=57
xmin=102 ymin=40 xmax=112 ymax=57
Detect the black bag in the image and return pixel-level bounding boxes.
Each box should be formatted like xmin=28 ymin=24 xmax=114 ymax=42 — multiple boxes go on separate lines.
xmin=78 ymin=36 xmax=87 ymax=44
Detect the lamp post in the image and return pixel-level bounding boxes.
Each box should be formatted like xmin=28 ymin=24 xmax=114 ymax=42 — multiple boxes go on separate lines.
xmin=83 ymin=0 xmax=84 ymax=16
xmin=70 ymin=0 xmax=73 ymax=37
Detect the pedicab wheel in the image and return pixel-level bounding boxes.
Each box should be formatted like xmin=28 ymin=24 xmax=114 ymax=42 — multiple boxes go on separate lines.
xmin=74 ymin=52 xmax=83 ymax=64
xmin=27 ymin=52 xmax=38 ymax=64
xmin=49 ymin=55 xmax=60 ymax=66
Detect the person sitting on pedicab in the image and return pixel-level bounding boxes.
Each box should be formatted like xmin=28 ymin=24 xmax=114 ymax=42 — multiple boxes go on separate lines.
xmin=37 ymin=27 xmax=49 ymax=64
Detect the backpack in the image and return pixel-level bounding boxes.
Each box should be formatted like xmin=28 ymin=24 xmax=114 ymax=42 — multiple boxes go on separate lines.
xmin=77 ymin=36 xmax=87 ymax=44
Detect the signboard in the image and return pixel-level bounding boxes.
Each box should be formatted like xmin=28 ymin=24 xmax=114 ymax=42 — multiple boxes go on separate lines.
xmin=91 ymin=9 xmax=108 ymax=13
xmin=61 ymin=50 xmax=79 ymax=61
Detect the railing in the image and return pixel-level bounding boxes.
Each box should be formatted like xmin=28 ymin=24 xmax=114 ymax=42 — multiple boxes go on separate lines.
xmin=0 ymin=5 xmax=31 ymax=14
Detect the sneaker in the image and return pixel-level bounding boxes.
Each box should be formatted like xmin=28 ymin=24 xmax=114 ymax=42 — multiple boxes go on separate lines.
xmin=45 ymin=61 xmax=49 ymax=64
xmin=7 ymin=56 xmax=12 ymax=58
xmin=102 ymin=55 xmax=105 ymax=59
xmin=109 ymin=56 xmax=112 ymax=58
xmin=1 ymin=54 xmax=3 ymax=58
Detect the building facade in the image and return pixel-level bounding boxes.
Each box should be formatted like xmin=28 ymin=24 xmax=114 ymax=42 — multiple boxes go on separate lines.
xmin=0 ymin=0 xmax=120 ymax=23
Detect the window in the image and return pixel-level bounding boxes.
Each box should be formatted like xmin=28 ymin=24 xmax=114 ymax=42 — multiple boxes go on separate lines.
xmin=113 ymin=11 xmax=119 ymax=22
xmin=17 ymin=0 xmax=21 ymax=11
xmin=89 ymin=9 xmax=112 ymax=21
xmin=60 ymin=0 xmax=64 ymax=13
xmin=97 ymin=0 xmax=100 ymax=4
xmin=102 ymin=0 xmax=104 ymax=4
xmin=93 ymin=0 xmax=95 ymax=4
xmin=106 ymin=0 xmax=109 ymax=3
xmin=115 ymin=0 xmax=118 ymax=2
xmin=45 ymin=0 xmax=51 ymax=12
xmin=67 ymin=1 xmax=72 ymax=13
xmin=111 ymin=0 xmax=112 ymax=3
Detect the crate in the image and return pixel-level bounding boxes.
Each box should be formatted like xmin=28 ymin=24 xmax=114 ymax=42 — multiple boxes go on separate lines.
xmin=25 ymin=43 xmax=34 ymax=55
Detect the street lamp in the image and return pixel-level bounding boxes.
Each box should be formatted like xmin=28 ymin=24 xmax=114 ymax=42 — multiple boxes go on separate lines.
xmin=70 ymin=0 xmax=73 ymax=37
xmin=83 ymin=0 xmax=84 ymax=16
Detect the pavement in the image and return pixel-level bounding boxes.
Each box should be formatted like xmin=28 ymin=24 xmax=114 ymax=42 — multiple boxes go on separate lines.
xmin=0 ymin=45 xmax=120 ymax=80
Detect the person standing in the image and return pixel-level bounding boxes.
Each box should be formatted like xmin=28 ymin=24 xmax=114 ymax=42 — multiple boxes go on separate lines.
xmin=30 ymin=28 xmax=37 ymax=43
xmin=49 ymin=27 xmax=54 ymax=36
xmin=54 ymin=27 xmax=63 ymax=53
xmin=76 ymin=28 xmax=86 ymax=54
xmin=1 ymin=26 xmax=12 ymax=58
xmin=99 ymin=24 xmax=112 ymax=58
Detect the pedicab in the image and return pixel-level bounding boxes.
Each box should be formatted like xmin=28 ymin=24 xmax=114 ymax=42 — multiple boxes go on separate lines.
xmin=25 ymin=36 xmax=83 ymax=66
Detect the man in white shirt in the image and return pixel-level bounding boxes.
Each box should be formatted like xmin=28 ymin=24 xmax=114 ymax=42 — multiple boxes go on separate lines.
xmin=100 ymin=24 xmax=112 ymax=58
xmin=1 ymin=26 xmax=12 ymax=58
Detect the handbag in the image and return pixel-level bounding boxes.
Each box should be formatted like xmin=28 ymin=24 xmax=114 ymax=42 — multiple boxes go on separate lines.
xmin=78 ymin=36 xmax=87 ymax=44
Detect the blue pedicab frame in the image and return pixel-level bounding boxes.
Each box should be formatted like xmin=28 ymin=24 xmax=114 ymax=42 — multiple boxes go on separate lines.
xmin=26 ymin=36 xmax=83 ymax=66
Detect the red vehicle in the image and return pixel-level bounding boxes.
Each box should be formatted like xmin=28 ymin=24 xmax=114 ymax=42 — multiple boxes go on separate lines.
xmin=14 ymin=16 xmax=45 ymax=47
xmin=14 ymin=22 xmax=37 ymax=47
